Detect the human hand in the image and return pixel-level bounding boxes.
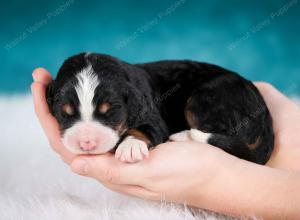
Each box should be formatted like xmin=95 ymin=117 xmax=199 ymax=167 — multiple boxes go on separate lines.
xmin=255 ymin=82 xmax=300 ymax=170
xmin=31 ymin=68 xmax=300 ymax=201
xmin=72 ymin=140 xmax=236 ymax=204
xmin=32 ymin=70 xmax=300 ymax=218
xmin=31 ymin=68 xmax=75 ymax=164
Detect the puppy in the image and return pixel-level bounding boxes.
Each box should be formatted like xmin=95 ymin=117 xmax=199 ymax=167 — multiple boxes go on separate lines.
xmin=46 ymin=53 xmax=274 ymax=164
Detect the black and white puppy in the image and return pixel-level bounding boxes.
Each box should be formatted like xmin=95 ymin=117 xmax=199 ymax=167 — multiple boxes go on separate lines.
xmin=46 ymin=53 xmax=274 ymax=164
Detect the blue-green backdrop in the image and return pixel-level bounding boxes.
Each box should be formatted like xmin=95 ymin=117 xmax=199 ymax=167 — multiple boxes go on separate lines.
xmin=1 ymin=0 xmax=299 ymax=94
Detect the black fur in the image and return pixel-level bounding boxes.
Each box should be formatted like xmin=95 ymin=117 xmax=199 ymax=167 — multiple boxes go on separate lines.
xmin=47 ymin=53 xmax=274 ymax=164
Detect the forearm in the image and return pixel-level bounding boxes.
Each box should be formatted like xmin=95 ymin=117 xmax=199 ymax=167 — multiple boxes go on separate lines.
xmin=190 ymin=156 xmax=300 ymax=219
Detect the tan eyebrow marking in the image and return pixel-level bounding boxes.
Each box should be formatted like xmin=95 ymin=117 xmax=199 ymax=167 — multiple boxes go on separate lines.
xmin=99 ymin=103 xmax=111 ymax=114
xmin=63 ymin=104 xmax=75 ymax=116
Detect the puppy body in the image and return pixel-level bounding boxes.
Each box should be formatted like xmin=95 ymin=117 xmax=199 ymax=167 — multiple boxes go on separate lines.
xmin=47 ymin=53 xmax=274 ymax=164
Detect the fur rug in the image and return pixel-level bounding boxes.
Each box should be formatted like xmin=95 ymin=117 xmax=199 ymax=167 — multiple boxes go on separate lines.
xmin=1 ymin=95 xmax=298 ymax=220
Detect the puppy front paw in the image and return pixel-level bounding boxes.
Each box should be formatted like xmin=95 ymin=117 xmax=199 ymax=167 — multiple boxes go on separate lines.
xmin=115 ymin=136 xmax=149 ymax=163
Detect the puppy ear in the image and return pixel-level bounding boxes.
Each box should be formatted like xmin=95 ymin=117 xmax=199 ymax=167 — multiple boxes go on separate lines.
xmin=124 ymin=84 xmax=152 ymax=125
xmin=46 ymin=80 xmax=56 ymax=113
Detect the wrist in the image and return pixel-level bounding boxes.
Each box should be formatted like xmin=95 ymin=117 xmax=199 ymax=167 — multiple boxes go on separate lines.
xmin=189 ymin=154 xmax=300 ymax=219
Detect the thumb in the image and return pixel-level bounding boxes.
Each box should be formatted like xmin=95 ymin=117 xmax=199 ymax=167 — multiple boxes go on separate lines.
xmin=71 ymin=154 xmax=145 ymax=185
xmin=32 ymin=67 xmax=52 ymax=85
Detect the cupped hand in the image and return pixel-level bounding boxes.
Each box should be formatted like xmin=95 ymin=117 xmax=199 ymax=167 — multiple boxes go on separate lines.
xmin=31 ymin=68 xmax=75 ymax=164
xmin=72 ymin=141 xmax=236 ymax=203
xmin=255 ymin=82 xmax=300 ymax=170
xmin=31 ymin=68 xmax=300 ymax=203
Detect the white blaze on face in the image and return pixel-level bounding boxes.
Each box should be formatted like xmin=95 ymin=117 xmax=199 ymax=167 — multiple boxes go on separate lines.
xmin=62 ymin=65 xmax=120 ymax=154
xmin=75 ymin=65 xmax=98 ymax=121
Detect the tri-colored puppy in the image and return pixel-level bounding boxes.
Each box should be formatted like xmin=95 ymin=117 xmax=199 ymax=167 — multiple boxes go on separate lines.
xmin=46 ymin=53 xmax=274 ymax=164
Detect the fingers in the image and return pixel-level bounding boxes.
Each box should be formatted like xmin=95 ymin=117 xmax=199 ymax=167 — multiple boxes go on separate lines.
xmin=103 ymin=182 xmax=157 ymax=200
xmin=31 ymin=82 xmax=53 ymax=119
xmin=71 ymin=154 xmax=147 ymax=185
xmin=31 ymin=68 xmax=53 ymax=119
xmin=31 ymin=81 xmax=60 ymax=145
xmin=32 ymin=68 xmax=53 ymax=85
xmin=31 ymin=68 xmax=75 ymax=163
xmin=255 ymin=82 xmax=299 ymax=110
xmin=255 ymin=83 xmax=300 ymax=170
xmin=254 ymin=82 xmax=300 ymax=132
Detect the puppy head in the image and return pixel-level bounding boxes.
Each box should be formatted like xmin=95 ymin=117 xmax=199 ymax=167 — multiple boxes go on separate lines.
xmin=46 ymin=53 xmax=137 ymax=154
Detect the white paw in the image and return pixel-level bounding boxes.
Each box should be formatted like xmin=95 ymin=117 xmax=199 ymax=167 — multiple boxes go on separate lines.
xmin=190 ymin=129 xmax=211 ymax=143
xmin=169 ymin=129 xmax=211 ymax=144
xmin=169 ymin=130 xmax=192 ymax=141
xmin=115 ymin=136 xmax=149 ymax=163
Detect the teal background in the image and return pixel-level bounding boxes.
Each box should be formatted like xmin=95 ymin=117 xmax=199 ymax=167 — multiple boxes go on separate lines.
xmin=1 ymin=0 xmax=299 ymax=95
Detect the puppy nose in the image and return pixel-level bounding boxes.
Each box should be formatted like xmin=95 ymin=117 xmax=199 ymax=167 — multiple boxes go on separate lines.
xmin=79 ymin=140 xmax=97 ymax=152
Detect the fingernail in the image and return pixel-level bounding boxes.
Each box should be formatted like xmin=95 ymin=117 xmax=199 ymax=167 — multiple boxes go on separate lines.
xmin=72 ymin=159 xmax=88 ymax=175
xmin=32 ymin=72 xmax=42 ymax=83
xmin=32 ymin=72 xmax=38 ymax=81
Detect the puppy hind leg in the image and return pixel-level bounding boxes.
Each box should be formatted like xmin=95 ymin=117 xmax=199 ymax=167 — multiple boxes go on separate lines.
xmin=169 ymin=130 xmax=191 ymax=142
xmin=182 ymin=92 xmax=263 ymax=163
xmin=169 ymin=129 xmax=212 ymax=144
xmin=189 ymin=129 xmax=212 ymax=143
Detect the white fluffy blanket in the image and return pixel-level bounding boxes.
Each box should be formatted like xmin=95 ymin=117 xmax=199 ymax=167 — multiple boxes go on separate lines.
xmin=1 ymin=95 xmax=298 ymax=220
